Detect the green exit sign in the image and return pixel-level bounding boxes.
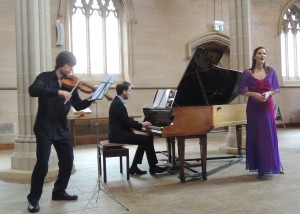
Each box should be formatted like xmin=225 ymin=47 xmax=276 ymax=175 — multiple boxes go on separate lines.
xmin=214 ymin=20 xmax=224 ymax=31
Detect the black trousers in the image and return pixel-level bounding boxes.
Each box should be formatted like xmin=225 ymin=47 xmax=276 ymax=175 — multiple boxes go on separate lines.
xmin=120 ymin=133 xmax=158 ymax=168
xmin=27 ymin=135 xmax=74 ymax=203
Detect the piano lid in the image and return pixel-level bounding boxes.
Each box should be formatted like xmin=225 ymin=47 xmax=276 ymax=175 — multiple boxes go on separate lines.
xmin=173 ymin=47 xmax=242 ymax=107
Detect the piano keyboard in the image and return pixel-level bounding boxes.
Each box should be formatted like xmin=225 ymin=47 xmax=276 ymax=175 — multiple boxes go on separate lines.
xmin=147 ymin=125 xmax=162 ymax=131
xmin=142 ymin=126 xmax=163 ymax=135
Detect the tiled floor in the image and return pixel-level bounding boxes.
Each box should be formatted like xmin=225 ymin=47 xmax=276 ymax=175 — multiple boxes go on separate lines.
xmin=1 ymin=128 xmax=300 ymax=214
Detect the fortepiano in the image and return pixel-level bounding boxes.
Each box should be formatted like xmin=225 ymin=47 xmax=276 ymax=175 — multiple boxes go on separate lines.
xmin=142 ymin=47 xmax=246 ymax=183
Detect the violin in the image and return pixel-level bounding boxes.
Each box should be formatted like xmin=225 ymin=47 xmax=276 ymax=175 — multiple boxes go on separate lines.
xmin=62 ymin=75 xmax=113 ymax=101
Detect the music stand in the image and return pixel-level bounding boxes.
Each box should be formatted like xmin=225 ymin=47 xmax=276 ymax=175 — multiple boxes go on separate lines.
xmin=91 ymin=75 xmax=116 ymax=101
xmin=88 ymin=75 xmax=129 ymax=211
xmin=92 ymin=75 xmax=116 ymax=183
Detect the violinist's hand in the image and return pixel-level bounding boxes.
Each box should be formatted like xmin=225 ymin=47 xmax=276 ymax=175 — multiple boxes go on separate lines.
xmin=141 ymin=121 xmax=152 ymax=127
xmin=58 ymin=90 xmax=72 ymax=103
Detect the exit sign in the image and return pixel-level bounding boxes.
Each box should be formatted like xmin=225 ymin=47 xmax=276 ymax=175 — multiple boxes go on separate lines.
xmin=214 ymin=20 xmax=224 ymax=31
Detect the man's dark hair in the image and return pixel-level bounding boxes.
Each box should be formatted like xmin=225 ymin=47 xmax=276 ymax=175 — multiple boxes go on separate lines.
xmin=116 ymin=81 xmax=131 ymax=95
xmin=55 ymin=51 xmax=76 ymax=70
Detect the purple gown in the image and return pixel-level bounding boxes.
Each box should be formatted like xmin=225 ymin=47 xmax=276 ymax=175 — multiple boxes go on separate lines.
xmin=238 ymin=68 xmax=282 ymax=174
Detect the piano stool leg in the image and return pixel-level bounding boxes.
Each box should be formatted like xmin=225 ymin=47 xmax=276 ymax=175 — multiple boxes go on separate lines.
xmin=126 ymin=151 xmax=129 ymax=180
xmin=103 ymin=155 xmax=107 ymax=183
xmin=120 ymin=156 xmax=123 ymax=173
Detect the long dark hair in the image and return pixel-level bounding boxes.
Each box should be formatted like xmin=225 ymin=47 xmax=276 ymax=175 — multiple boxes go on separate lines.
xmin=250 ymin=46 xmax=269 ymax=73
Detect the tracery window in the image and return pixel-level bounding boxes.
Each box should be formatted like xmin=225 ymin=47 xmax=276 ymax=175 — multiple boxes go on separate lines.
xmin=70 ymin=0 xmax=122 ymax=81
xmin=280 ymin=5 xmax=300 ymax=83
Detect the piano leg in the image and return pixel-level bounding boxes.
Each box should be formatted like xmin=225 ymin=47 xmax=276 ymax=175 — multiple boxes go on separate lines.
xmin=177 ymin=137 xmax=186 ymax=183
xmin=177 ymin=135 xmax=207 ymax=183
xmin=235 ymin=125 xmax=242 ymax=156
xmin=166 ymin=137 xmax=177 ymax=173
xmin=199 ymin=134 xmax=207 ymax=180
xmin=171 ymin=137 xmax=176 ymax=167
xmin=166 ymin=137 xmax=172 ymax=164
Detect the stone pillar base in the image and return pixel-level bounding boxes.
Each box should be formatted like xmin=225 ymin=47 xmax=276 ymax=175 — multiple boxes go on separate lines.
xmin=12 ymin=139 xmax=60 ymax=171
xmin=219 ymin=126 xmax=246 ymax=155
xmin=2 ymin=138 xmax=76 ymax=184
xmin=0 ymin=166 xmax=76 ymax=184
xmin=0 ymin=168 xmax=58 ymax=184
xmin=219 ymin=143 xmax=246 ymax=155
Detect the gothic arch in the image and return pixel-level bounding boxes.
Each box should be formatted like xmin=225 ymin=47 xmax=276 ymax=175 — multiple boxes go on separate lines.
xmin=122 ymin=0 xmax=137 ymax=24
xmin=186 ymin=32 xmax=230 ymax=59
xmin=278 ymin=0 xmax=300 ymax=35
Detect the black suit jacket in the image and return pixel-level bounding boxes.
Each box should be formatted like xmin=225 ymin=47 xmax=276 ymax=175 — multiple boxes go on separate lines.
xmin=108 ymin=96 xmax=142 ymax=143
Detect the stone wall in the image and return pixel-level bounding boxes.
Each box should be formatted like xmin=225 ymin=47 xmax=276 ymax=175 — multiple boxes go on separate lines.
xmin=0 ymin=0 xmax=299 ymax=145
xmin=0 ymin=0 xmax=18 ymax=144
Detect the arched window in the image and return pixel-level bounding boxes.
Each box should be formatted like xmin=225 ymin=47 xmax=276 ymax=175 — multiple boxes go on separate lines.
xmin=280 ymin=4 xmax=300 ymax=83
xmin=70 ymin=0 xmax=123 ymax=81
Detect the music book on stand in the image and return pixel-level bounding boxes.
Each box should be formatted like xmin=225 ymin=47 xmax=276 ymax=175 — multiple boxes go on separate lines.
xmin=91 ymin=75 xmax=116 ymax=101
xmin=152 ymin=89 xmax=177 ymax=108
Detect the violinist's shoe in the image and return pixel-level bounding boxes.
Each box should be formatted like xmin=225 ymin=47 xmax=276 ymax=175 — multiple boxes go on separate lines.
xmin=28 ymin=201 xmax=40 ymax=213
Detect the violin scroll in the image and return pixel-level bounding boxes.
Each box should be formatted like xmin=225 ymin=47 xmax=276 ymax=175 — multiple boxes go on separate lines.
xmin=104 ymin=94 xmax=113 ymax=101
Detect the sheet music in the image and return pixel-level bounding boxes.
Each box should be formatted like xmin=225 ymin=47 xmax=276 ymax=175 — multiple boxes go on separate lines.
xmin=159 ymin=89 xmax=170 ymax=108
xmin=152 ymin=89 xmax=176 ymax=108
xmin=91 ymin=75 xmax=116 ymax=101
xmin=152 ymin=89 xmax=166 ymax=108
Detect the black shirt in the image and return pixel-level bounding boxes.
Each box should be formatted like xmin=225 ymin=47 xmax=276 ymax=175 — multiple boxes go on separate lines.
xmin=29 ymin=71 xmax=92 ymax=140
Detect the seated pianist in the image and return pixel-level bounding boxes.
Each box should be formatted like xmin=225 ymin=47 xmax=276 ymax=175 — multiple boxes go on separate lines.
xmin=108 ymin=81 xmax=168 ymax=175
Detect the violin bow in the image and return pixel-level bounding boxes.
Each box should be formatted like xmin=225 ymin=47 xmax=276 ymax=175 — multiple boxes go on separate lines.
xmin=69 ymin=79 xmax=80 ymax=94
xmin=64 ymin=71 xmax=86 ymax=104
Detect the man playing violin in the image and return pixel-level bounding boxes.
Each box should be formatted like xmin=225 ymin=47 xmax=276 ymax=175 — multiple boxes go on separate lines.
xmin=27 ymin=51 xmax=93 ymax=213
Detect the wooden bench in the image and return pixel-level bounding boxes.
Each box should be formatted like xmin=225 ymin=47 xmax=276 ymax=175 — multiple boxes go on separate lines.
xmin=97 ymin=140 xmax=129 ymax=182
xmin=68 ymin=115 xmax=141 ymax=147
xmin=68 ymin=117 xmax=109 ymax=147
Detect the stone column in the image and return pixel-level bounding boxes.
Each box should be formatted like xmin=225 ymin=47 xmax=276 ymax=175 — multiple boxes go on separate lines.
xmin=229 ymin=0 xmax=251 ymax=71
xmin=220 ymin=0 xmax=251 ymax=155
xmin=0 ymin=0 xmax=58 ymax=183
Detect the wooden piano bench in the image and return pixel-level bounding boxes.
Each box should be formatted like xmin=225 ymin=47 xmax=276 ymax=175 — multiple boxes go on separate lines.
xmin=97 ymin=140 xmax=129 ymax=183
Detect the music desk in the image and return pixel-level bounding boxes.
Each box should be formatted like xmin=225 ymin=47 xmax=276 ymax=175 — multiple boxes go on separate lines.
xmin=68 ymin=115 xmax=141 ymax=147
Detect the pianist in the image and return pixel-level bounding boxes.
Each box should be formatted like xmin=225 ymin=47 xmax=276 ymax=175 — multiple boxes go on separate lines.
xmin=108 ymin=81 xmax=167 ymax=175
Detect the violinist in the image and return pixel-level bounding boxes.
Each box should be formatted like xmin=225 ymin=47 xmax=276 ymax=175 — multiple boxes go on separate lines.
xmin=27 ymin=51 xmax=93 ymax=213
